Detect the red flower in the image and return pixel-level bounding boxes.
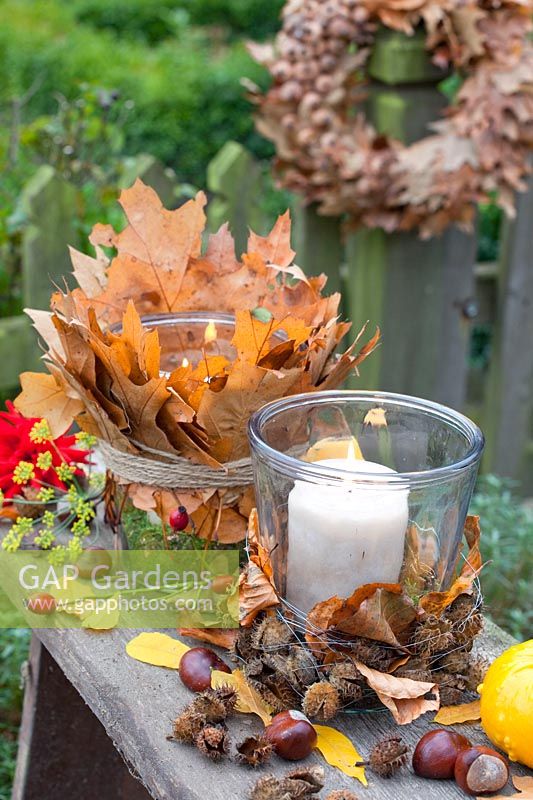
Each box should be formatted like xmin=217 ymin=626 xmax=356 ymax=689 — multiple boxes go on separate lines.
xmin=0 ymin=402 xmax=91 ymax=501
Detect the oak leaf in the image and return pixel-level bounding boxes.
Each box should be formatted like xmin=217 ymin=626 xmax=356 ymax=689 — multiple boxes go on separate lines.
xmin=355 ymin=661 xmax=440 ymax=724
xmin=15 ymin=372 xmax=84 ymax=438
xmin=239 ymin=509 xmax=279 ymax=626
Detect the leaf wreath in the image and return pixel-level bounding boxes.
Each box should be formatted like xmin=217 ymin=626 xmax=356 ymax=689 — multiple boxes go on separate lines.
xmin=248 ymin=0 xmax=533 ymax=238
xmin=15 ymin=180 xmax=378 ymax=540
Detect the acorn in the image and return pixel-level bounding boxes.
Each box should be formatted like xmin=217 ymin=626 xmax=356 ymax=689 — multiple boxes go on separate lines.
xmin=413 ymin=730 xmax=471 ymax=780
xmin=169 ymin=506 xmax=189 ymax=532
xmin=454 ymin=746 xmax=509 ymax=796
xmin=178 ymin=647 xmax=231 ymax=692
xmin=265 ymin=710 xmax=317 ymax=761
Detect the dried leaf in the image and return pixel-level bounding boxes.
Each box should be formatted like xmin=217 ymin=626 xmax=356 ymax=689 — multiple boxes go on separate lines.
xmin=211 ymin=668 xmax=273 ymax=725
xmin=355 ymin=661 xmax=440 ymax=724
xmin=125 ymin=632 xmax=190 ymax=669
xmin=15 ymin=372 xmax=84 ymax=437
xmin=313 ymin=724 xmax=367 ymax=785
xmin=433 ymin=699 xmax=481 ymax=725
xmin=179 ymin=628 xmax=238 ymax=650
xmin=247 ymin=211 xmax=295 ymax=268
xmin=419 ymin=516 xmax=483 ymax=616
xmin=239 ymin=511 xmax=279 ymax=626
xmin=486 ymin=775 xmax=533 ymax=800
xmin=82 ymin=604 xmax=120 ymax=631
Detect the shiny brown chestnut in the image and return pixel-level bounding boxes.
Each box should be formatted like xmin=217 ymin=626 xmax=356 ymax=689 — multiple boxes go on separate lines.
xmin=265 ymin=710 xmax=318 ymax=761
xmin=413 ymin=730 xmax=471 ymax=779
xmin=454 ymin=746 xmax=509 ymax=796
xmin=178 ymin=647 xmax=231 ymax=692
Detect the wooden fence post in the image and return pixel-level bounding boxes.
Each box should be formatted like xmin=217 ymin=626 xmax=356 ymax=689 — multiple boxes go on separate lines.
xmin=207 ymin=141 xmax=265 ymax=255
xmin=291 ymin=201 xmax=344 ymax=294
xmin=343 ymin=29 xmax=478 ymax=408
xmin=120 ymin=154 xmax=177 ymax=208
xmin=483 ymin=172 xmax=533 ymax=493
xmin=20 ymin=166 xmax=79 ymax=310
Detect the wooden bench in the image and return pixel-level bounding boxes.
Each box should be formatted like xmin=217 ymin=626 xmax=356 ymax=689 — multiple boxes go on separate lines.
xmin=11 ymin=621 xmax=530 ymax=800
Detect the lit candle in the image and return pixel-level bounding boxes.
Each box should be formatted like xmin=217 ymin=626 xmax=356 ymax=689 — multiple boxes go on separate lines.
xmin=286 ymin=453 xmax=409 ymax=613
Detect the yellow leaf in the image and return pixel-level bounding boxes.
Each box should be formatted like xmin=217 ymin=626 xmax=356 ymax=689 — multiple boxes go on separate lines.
xmin=434 ymin=699 xmax=481 ymax=725
xmin=82 ymin=604 xmax=120 ymax=631
xmin=126 ymin=632 xmax=190 ymax=668
xmin=211 ymin=668 xmax=273 ymax=725
xmin=313 ymin=724 xmax=367 ymax=785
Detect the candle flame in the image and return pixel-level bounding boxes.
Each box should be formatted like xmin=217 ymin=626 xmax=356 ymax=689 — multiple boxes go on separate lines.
xmin=204 ymin=320 xmax=217 ymax=345
xmin=181 ymin=357 xmax=190 ymax=368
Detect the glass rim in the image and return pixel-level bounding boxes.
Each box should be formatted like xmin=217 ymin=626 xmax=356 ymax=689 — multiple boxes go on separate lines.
xmin=109 ymin=310 xmax=236 ymax=333
xmin=248 ymin=390 xmax=485 ymax=489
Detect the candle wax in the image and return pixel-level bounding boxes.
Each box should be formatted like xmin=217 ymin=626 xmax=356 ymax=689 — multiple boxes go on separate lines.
xmin=287 ymin=458 xmax=409 ymax=613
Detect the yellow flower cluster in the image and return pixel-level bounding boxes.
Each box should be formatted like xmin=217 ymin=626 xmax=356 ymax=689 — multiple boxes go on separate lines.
xmin=13 ymin=461 xmax=35 ymax=485
xmin=29 ymin=419 xmax=52 ymax=444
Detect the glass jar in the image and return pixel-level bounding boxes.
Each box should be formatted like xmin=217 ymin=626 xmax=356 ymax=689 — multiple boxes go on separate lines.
xmin=111 ymin=311 xmax=238 ymax=373
xmin=248 ymin=391 xmax=484 ymax=613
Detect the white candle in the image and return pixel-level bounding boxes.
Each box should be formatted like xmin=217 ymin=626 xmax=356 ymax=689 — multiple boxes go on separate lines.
xmin=287 ymin=459 xmax=409 ymax=613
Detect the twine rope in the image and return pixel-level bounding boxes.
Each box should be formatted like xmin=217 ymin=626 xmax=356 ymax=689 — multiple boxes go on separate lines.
xmin=99 ymin=439 xmax=254 ymax=490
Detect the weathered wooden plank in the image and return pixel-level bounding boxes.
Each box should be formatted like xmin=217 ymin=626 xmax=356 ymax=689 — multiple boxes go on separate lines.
xmin=483 ymin=172 xmax=533 ymax=492
xmin=207 ymin=141 xmax=265 ymax=256
xmin=33 ymin=620 xmax=528 ymax=800
xmin=20 ymin=166 xmax=79 ymax=310
xmin=291 ymin=200 xmax=343 ymax=294
xmin=12 ymin=635 xmax=151 ymax=800
xmin=0 ymin=315 xmax=40 ymax=392
xmin=344 ymin=32 xmax=477 ymax=407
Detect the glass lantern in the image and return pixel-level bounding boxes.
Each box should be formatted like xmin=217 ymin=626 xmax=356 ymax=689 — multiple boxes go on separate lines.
xmin=110 ymin=311 xmax=238 ymax=373
xmin=248 ymin=391 xmax=484 ymax=614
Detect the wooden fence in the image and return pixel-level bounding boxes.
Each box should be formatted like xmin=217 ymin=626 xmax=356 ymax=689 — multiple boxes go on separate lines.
xmin=1 ymin=32 xmax=532 ymax=491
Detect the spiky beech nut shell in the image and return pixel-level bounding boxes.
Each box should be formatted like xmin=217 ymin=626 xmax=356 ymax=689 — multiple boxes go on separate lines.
xmin=412 ymin=730 xmax=471 ymax=779
xmin=454 ymin=746 xmax=509 ymax=796
xmin=76 ymin=546 xmax=112 ymax=580
xmin=178 ymin=647 xmax=231 ymax=692
xmin=265 ymin=710 xmax=318 ymax=761
xmin=169 ymin=505 xmax=189 ymax=532
xmin=27 ymin=592 xmax=57 ymax=615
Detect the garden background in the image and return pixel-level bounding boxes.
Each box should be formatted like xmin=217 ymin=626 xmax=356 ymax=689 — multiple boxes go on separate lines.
xmin=0 ymin=2 xmax=531 ymax=797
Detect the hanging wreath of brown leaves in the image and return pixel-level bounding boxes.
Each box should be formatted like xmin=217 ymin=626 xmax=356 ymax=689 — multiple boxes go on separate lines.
xmin=248 ymin=0 xmax=533 ymax=237
xmin=15 ymin=180 xmax=378 ymax=541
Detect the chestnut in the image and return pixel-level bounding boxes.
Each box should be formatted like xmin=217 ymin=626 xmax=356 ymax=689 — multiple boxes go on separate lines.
xmin=27 ymin=592 xmax=57 ymax=615
xmin=265 ymin=710 xmax=317 ymax=761
xmin=413 ymin=730 xmax=471 ymax=779
xmin=454 ymin=746 xmax=509 ymax=796
xmin=178 ymin=647 xmax=231 ymax=692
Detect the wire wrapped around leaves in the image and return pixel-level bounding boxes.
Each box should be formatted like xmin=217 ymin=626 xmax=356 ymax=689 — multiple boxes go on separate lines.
xmin=248 ymin=0 xmax=533 ymax=238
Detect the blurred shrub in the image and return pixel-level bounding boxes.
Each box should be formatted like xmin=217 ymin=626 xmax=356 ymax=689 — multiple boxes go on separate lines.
xmin=71 ymin=0 xmax=284 ymax=42
xmin=471 ymin=475 xmax=533 ymax=640
xmin=0 ymin=0 xmax=273 ymax=181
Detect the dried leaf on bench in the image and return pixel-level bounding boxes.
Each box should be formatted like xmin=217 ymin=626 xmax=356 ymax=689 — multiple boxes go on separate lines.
xmin=434 ymin=698 xmax=481 ymax=725
xmin=211 ymin=668 xmax=273 ymax=725
xmin=126 ymin=632 xmax=190 ymax=669
xmin=356 ymin=661 xmax=440 ymax=724
xmin=313 ymin=724 xmax=367 ymax=785
xmin=487 ymin=775 xmax=533 ymax=800
xmin=179 ymin=628 xmax=238 ymax=650
xmin=240 ymin=510 xmax=279 ymax=627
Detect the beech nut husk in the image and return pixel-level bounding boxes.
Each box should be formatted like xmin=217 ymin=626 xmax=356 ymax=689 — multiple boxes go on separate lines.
xmin=412 ymin=730 xmax=471 ymax=780
xmin=265 ymin=710 xmax=317 ymax=761
xmin=454 ymin=746 xmax=509 ymax=796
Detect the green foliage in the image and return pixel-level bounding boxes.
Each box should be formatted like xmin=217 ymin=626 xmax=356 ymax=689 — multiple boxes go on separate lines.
xmin=71 ymin=0 xmax=284 ymax=42
xmin=471 ymin=475 xmax=533 ymax=640
xmin=0 ymin=629 xmax=29 ymax=800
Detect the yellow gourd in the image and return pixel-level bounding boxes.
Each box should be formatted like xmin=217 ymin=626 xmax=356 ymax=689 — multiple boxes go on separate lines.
xmin=479 ymin=639 xmax=533 ymax=768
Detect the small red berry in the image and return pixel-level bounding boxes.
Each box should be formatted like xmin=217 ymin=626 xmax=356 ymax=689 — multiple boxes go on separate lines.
xmin=169 ymin=505 xmax=189 ymax=532
xmin=27 ymin=592 xmax=57 ymax=615
xmin=178 ymin=647 xmax=231 ymax=692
